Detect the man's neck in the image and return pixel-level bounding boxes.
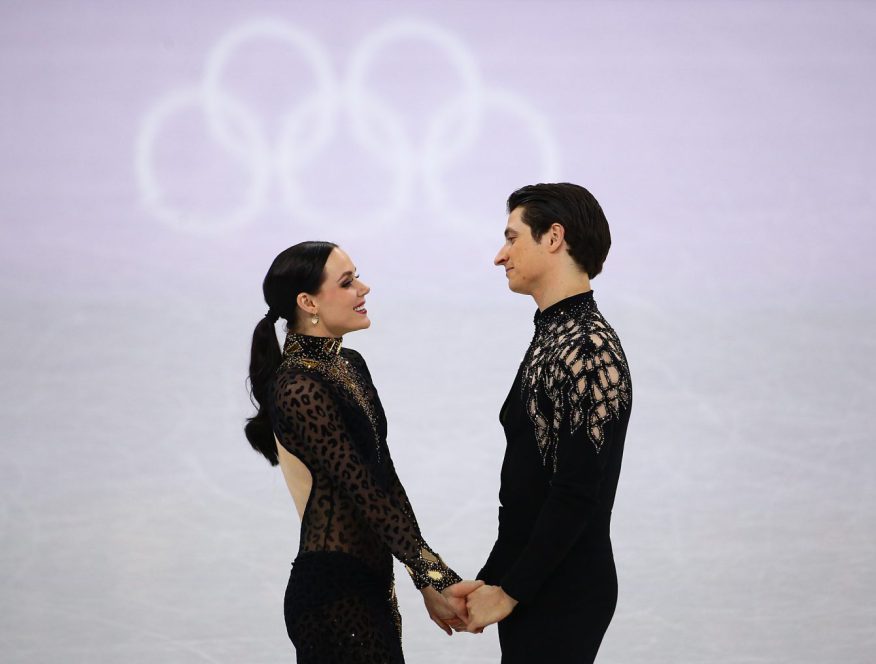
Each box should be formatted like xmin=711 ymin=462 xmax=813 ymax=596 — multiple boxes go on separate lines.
xmin=531 ymin=270 xmax=592 ymax=311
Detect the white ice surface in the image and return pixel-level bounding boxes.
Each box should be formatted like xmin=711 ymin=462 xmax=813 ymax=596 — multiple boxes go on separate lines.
xmin=1 ymin=297 xmax=873 ymax=663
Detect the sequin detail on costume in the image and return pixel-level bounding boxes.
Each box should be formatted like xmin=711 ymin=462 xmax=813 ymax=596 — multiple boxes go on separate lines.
xmin=280 ymin=333 xmax=381 ymax=460
xmin=520 ymin=293 xmax=632 ymax=471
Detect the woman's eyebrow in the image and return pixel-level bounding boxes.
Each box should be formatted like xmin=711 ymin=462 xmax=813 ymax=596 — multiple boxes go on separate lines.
xmin=336 ymin=268 xmax=357 ymax=282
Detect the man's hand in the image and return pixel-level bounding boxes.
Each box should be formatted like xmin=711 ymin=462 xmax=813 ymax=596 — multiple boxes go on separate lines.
xmin=421 ymin=581 xmax=483 ymax=634
xmin=446 ymin=583 xmax=518 ymax=632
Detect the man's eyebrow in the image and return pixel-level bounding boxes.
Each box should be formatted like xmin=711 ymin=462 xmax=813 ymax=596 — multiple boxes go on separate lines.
xmin=504 ymin=227 xmax=516 ymax=238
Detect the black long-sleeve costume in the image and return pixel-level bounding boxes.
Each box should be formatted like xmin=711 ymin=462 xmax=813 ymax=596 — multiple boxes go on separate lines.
xmin=269 ymin=333 xmax=460 ymax=664
xmin=478 ymin=291 xmax=632 ymax=663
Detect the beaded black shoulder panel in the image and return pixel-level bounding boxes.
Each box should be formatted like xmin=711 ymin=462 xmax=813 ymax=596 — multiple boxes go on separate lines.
xmin=520 ymin=292 xmax=632 ymax=472
xmin=270 ymin=332 xmax=460 ymax=591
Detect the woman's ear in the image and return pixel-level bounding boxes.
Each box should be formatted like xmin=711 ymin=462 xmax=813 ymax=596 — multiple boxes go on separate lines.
xmin=296 ymin=292 xmax=318 ymax=315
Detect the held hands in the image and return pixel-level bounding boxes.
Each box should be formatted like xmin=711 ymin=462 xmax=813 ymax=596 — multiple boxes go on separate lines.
xmin=420 ymin=580 xmax=483 ymax=635
xmin=444 ymin=582 xmax=518 ymax=633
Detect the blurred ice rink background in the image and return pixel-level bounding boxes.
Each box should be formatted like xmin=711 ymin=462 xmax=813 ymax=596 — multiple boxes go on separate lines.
xmin=1 ymin=1 xmax=874 ymax=662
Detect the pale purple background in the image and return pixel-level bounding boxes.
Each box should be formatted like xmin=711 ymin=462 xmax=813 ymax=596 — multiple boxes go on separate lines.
xmin=1 ymin=1 xmax=874 ymax=663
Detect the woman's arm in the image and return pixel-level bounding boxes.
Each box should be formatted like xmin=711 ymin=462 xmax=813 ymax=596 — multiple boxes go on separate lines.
xmin=273 ymin=370 xmax=461 ymax=591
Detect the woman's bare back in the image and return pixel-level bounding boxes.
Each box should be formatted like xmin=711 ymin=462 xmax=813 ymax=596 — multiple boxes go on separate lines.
xmin=276 ymin=435 xmax=312 ymax=520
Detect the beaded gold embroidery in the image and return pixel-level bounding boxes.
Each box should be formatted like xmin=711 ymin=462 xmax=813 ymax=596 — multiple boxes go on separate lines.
xmin=403 ymin=549 xmax=455 ymax=589
xmin=280 ymin=333 xmax=381 ymax=457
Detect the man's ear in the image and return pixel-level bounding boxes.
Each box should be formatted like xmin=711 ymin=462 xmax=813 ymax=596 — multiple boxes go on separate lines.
xmin=547 ymin=222 xmax=566 ymax=253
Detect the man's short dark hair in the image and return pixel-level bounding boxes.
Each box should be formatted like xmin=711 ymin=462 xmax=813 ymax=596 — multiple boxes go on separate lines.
xmin=507 ymin=182 xmax=611 ymax=278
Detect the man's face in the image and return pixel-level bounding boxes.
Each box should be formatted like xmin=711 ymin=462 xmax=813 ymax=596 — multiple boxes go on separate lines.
xmin=494 ymin=206 xmax=549 ymax=295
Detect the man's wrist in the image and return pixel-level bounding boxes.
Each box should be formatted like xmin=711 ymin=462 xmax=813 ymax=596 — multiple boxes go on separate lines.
xmin=499 ymin=586 xmax=519 ymax=610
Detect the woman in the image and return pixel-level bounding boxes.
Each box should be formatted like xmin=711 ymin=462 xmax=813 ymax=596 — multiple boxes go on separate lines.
xmin=245 ymin=241 xmax=478 ymax=662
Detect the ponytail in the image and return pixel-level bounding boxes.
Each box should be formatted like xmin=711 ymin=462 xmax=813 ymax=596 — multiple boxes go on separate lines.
xmin=245 ymin=315 xmax=283 ymax=465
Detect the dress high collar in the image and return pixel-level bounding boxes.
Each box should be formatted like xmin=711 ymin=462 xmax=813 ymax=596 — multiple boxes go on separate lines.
xmin=534 ymin=290 xmax=595 ymax=327
xmin=283 ymin=331 xmax=344 ymax=360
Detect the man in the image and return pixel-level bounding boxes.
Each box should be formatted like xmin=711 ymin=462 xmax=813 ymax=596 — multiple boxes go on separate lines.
xmin=447 ymin=183 xmax=633 ymax=662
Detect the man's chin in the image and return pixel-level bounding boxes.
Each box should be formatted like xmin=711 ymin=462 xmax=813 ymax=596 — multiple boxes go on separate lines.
xmin=507 ymin=280 xmax=528 ymax=296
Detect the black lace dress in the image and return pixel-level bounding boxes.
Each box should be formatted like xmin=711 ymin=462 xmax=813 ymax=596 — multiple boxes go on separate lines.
xmin=478 ymin=291 xmax=633 ymax=663
xmin=268 ymin=333 xmax=460 ymax=664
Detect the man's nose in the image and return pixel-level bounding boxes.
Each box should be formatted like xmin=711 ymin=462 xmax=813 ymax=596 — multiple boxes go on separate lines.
xmin=494 ymin=248 xmax=507 ymax=266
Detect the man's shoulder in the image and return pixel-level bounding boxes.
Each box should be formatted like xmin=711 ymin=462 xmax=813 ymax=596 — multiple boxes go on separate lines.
xmin=550 ymin=310 xmax=628 ymax=372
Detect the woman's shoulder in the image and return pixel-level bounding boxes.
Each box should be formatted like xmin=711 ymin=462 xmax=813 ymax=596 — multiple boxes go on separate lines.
xmin=273 ymin=361 xmax=330 ymax=394
xmin=340 ymin=346 xmax=367 ymax=367
xmin=271 ymin=366 xmax=342 ymax=423
xmin=340 ymin=347 xmax=374 ymax=383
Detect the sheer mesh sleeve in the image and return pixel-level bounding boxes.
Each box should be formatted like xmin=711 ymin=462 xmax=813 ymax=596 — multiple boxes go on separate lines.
xmin=273 ymin=371 xmax=461 ymax=591
xmin=383 ymin=460 xmax=459 ymax=589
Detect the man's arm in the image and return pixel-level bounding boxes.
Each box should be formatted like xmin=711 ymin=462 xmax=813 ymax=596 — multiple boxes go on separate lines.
xmin=498 ymin=405 xmax=610 ymax=603
xmin=486 ymin=351 xmax=629 ymax=612
xmin=476 ymin=506 xmax=504 ymax=583
xmin=452 ymin=396 xmax=616 ymax=630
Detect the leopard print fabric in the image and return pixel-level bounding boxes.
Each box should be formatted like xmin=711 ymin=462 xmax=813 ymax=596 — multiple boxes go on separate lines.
xmin=269 ymin=333 xmax=460 ymax=662
xmin=521 ymin=291 xmax=632 ymax=473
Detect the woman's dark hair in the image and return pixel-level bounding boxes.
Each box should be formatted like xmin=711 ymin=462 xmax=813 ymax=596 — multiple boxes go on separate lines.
xmin=245 ymin=241 xmax=337 ymax=465
xmin=507 ymin=182 xmax=611 ymax=278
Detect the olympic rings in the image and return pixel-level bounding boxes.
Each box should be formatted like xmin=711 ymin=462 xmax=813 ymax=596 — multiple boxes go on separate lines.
xmin=135 ymin=17 xmax=559 ymax=235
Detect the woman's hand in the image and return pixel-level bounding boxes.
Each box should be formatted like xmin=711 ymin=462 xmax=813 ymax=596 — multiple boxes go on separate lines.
xmin=421 ymin=580 xmax=484 ymax=635
xmin=421 ymin=586 xmax=460 ymax=635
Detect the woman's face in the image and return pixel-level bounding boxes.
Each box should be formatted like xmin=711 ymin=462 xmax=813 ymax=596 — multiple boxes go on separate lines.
xmin=303 ymin=247 xmax=371 ymax=337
